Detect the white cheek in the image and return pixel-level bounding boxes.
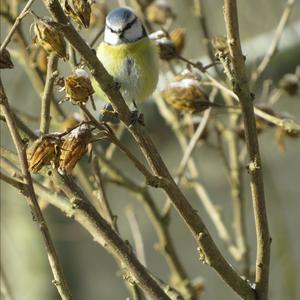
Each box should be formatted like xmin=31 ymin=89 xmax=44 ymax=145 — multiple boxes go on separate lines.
xmin=104 ymin=28 xmax=121 ymax=45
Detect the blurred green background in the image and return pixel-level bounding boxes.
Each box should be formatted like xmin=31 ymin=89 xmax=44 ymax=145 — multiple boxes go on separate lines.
xmin=1 ymin=0 xmax=300 ymax=299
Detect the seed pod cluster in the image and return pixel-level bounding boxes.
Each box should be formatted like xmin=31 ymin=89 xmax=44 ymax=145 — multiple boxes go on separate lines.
xmin=161 ymin=72 xmax=214 ymax=114
xmin=63 ymin=0 xmax=92 ymax=28
xmin=64 ymin=69 xmax=94 ymax=104
xmin=27 ymin=124 xmax=93 ymax=174
xmin=32 ymin=17 xmax=67 ymax=58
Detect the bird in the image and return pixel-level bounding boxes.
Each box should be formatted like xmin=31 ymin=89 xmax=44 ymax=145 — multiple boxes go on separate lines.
xmin=95 ymin=7 xmax=159 ymax=122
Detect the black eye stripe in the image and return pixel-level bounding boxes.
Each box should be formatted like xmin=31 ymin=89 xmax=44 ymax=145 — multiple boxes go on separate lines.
xmin=107 ymin=17 xmax=137 ymax=35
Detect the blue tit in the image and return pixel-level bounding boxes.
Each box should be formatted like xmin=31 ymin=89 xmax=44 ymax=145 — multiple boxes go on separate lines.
xmin=95 ymin=7 xmax=159 ymax=108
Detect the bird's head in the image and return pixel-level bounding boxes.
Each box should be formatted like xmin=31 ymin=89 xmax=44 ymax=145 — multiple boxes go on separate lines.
xmin=104 ymin=7 xmax=147 ymax=45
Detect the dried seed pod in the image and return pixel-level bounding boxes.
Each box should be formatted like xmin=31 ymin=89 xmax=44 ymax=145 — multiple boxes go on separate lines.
xmin=90 ymin=1 xmax=107 ymax=29
xmin=64 ymin=68 xmax=94 ymax=104
xmin=278 ymin=73 xmax=299 ymax=96
xmin=170 ymin=27 xmax=186 ymax=55
xmin=32 ymin=17 xmax=67 ymax=58
xmin=0 ymin=46 xmax=14 ymax=69
xmin=59 ymin=124 xmax=91 ymax=173
xmin=27 ymin=135 xmax=61 ymax=173
xmin=146 ymin=3 xmax=175 ymax=25
xmin=161 ymin=75 xmax=214 ymax=114
xmin=149 ymin=30 xmax=177 ymax=60
xmin=63 ymin=0 xmax=91 ymax=28
xmin=211 ymin=36 xmax=228 ymax=54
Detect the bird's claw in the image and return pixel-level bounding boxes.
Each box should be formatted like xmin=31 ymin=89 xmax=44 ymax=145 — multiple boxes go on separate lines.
xmin=99 ymin=103 xmax=120 ymax=124
xmin=129 ymin=109 xmax=144 ymax=128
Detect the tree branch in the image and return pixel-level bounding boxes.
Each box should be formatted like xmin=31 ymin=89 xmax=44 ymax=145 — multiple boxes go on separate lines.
xmin=40 ymin=53 xmax=58 ymax=134
xmin=223 ymin=1 xmax=271 ymax=299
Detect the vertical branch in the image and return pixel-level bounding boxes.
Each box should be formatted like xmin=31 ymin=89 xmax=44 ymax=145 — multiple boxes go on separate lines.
xmin=194 ymin=0 xmax=221 ymax=77
xmin=0 ymin=79 xmax=72 ymax=300
xmin=92 ymin=157 xmax=116 ymax=229
xmin=223 ymin=1 xmax=271 ymax=299
xmin=126 ymin=206 xmax=147 ymax=267
xmin=224 ymin=103 xmax=250 ymax=276
xmin=40 ymin=53 xmax=58 ymax=134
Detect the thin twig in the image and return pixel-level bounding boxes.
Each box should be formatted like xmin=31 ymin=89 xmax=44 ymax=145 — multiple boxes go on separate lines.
xmin=89 ymin=26 xmax=105 ymax=48
xmin=105 ymin=124 xmax=126 ymax=160
xmin=0 ymin=78 xmax=72 ymax=300
xmin=193 ymin=0 xmax=222 ymax=77
xmin=254 ymin=107 xmax=300 ymax=132
xmin=192 ymin=182 xmax=232 ymax=243
xmin=92 ymin=157 xmax=116 ymax=229
xmin=223 ymin=1 xmax=271 ymax=299
xmin=176 ymin=107 xmax=212 ymax=181
xmin=223 ymin=92 xmax=250 ymax=276
xmin=126 ymin=205 xmax=147 ymax=267
xmin=40 ymin=53 xmax=58 ymax=134
xmin=0 ymin=0 xmax=35 ymax=53
xmin=251 ymin=0 xmax=295 ymax=84
xmin=0 ymin=170 xmax=25 ymax=190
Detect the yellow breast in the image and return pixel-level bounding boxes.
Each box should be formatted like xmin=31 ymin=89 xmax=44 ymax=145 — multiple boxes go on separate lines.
xmin=95 ymin=37 xmax=159 ymax=104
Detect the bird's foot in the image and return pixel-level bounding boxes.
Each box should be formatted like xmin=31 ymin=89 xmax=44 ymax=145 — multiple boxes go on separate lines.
xmin=129 ymin=100 xmax=144 ymax=128
xmin=99 ymin=103 xmax=120 ymax=124
xmin=129 ymin=109 xmax=144 ymax=128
